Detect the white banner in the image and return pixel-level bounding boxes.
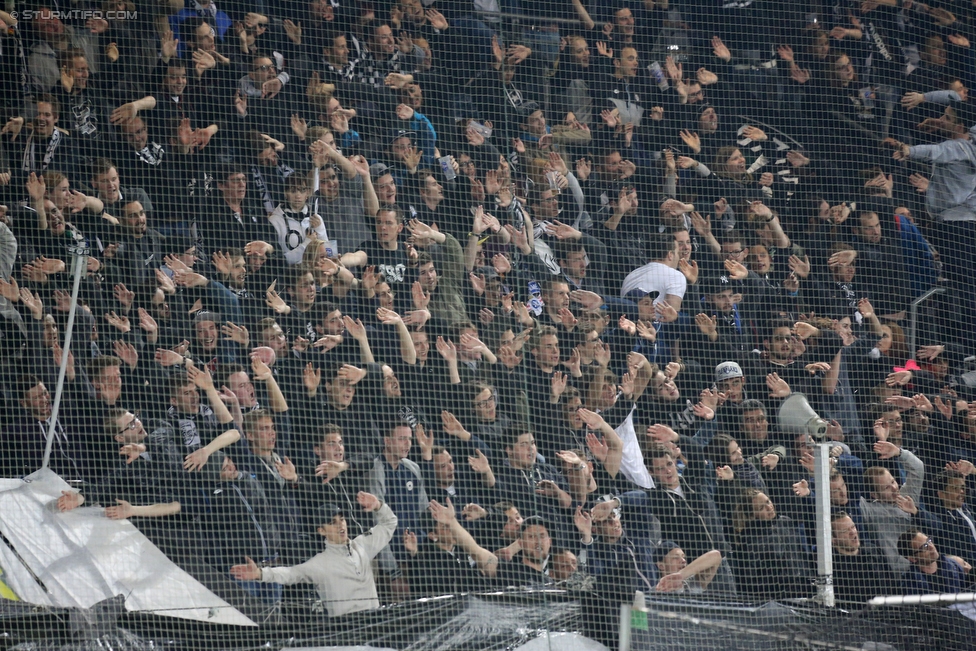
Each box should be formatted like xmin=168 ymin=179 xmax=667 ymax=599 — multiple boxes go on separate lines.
xmin=0 ymin=469 xmax=255 ymax=627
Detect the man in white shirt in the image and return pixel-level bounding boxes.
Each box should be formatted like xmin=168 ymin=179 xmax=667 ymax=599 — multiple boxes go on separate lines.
xmin=620 ymin=232 xmax=686 ymax=313
xmin=231 ymin=494 xmax=397 ymax=616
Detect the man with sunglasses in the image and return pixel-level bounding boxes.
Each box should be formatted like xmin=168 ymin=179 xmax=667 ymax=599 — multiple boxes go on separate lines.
xmin=898 ymin=527 xmax=967 ymax=595
xmin=56 ymin=408 xmax=241 ymax=550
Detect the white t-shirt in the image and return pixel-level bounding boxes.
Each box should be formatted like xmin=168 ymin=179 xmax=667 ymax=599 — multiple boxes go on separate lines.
xmin=614 ymin=404 xmax=655 ymax=489
xmin=620 ymin=261 xmax=687 ymax=302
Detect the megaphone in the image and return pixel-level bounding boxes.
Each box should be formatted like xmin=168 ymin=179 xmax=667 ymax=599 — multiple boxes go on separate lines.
xmin=778 ymin=393 xmax=829 ymax=441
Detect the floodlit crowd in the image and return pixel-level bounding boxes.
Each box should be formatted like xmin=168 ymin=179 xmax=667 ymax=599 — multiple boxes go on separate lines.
xmin=3 ymin=0 xmax=976 ymax=637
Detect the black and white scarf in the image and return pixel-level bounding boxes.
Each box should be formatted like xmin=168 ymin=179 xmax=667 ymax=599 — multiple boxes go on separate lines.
xmin=135 ymin=142 xmax=165 ymax=166
xmin=193 ymin=0 xmax=218 ymax=19
xmin=22 ymin=129 xmax=62 ymax=172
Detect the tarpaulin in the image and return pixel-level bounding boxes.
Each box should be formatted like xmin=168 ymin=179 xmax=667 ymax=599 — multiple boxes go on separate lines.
xmin=0 ymin=469 xmax=255 ymax=627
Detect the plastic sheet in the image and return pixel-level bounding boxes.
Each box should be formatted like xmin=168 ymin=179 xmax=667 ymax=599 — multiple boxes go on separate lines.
xmin=0 ymin=469 xmax=255 ymax=626
xmin=2 ymin=589 xmax=975 ymax=651
xmin=627 ymin=596 xmax=976 ymax=651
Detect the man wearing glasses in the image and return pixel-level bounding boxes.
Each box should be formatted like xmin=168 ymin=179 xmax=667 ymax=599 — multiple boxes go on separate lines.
xmin=56 ymin=408 xmax=240 ymax=545
xmin=898 ymin=528 xmax=967 ymax=595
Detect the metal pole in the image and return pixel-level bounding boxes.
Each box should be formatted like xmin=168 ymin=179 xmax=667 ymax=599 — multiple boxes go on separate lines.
xmin=41 ymin=242 xmax=89 ymax=470
xmin=907 ymin=286 xmax=946 ymax=356
xmin=869 ymin=591 xmax=976 ymax=606
xmin=473 ymin=10 xmax=583 ymax=24
xmin=619 ymin=603 xmax=632 ymax=651
xmin=814 ymin=443 xmax=835 ymax=607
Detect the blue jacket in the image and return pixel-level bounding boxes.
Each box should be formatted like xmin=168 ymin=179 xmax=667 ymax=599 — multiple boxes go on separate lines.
xmin=932 ymin=504 xmax=976 ymax=566
xmin=900 ymin=555 xmax=965 ymax=595
xmin=892 ymin=213 xmax=938 ymax=299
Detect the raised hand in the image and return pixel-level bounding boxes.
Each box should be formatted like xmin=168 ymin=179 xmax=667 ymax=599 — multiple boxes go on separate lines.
xmin=265 ymin=280 xmax=289 ymax=314
xmin=696 ymin=67 xmax=718 ymax=85
xmin=275 ymin=456 xmax=297 ymax=482
xmin=545 ymin=219 xmax=581 ymax=240
xmin=551 ymin=370 xmax=568 ymax=399
xmin=184 ymin=447 xmax=213 ymax=472
xmin=947 ymin=460 xmax=976 ymax=476
xmin=874 ymin=439 xmax=901 ymax=459
xmin=563 ymin=346 xmax=582 ymax=376
xmin=793 ymin=479 xmax=810 ymax=497
xmin=711 ymin=35 xmax=731 ymax=61
xmin=741 ymin=125 xmax=767 ymax=141
xmin=573 ymin=505 xmax=592 ymax=541
xmin=105 ymin=498 xmax=135 ymax=520
xmin=428 ymin=497 xmax=456 ymax=523
xmin=909 ymin=173 xmax=929 ymax=193
xmin=0 ymin=276 xmax=19 ymax=303
xmin=337 ymin=364 xmax=367 ymax=385
xmin=618 ymin=314 xmax=637 ymax=335
xmin=104 ymin=311 xmax=131 ymax=333
xmin=411 ymin=281 xmax=431 ymax=310
xmin=766 ymin=372 xmax=790 ymax=398
xmin=468 ymin=449 xmax=491 ymax=474
xmin=647 ymin=423 xmax=679 ymax=444
xmin=221 ymin=321 xmax=250 ymax=346
xmin=492 ymin=253 xmax=512 ymax=276
xmin=435 ymin=336 xmax=457 ymax=362
xmin=440 ymin=410 xmax=470 ymax=440
xmin=113 ymin=340 xmax=138 ymax=369
xmin=655 ymin=302 xmax=678 ymax=323
xmin=692 ymin=401 xmax=715 ymax=421
xmin=917 ymin=344 xmax=945 ymax=361
xmin=558 ymin=307 xmax=578 ymax=329
xmin=636 ymin=320 xmax=657 ymax=342
xmin=313 ymin=334 xmax=343 ymax=353
xmin=895 ymin=494 xmax=918 ymax=515
xmin=250 ymin=354 xmax=273 ymax=381
xmin=303 ymin=363 xmax=321 ymax=395
xmin=805 ymin=361 xmax=831 ymax=375
xmin=462 ymin=503 xmax=488 ymax=521
xmin=230 ymin=557 xmax=261 ymax=581
xmin=934 ymin=395 xmax=953 ymax=420
xmin=724 ymin=258 xmax=749 ymax=280
xmin=886 ymin=370 xmax=912 ymax=387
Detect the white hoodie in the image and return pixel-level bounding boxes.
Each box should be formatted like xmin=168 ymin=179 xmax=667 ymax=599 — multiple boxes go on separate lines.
xmin=267 ymin=203 xmax=329 ymax=265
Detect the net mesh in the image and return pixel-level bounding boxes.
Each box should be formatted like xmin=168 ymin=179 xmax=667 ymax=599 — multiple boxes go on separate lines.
xmin=0 ymin=0 xmax=975 ymax=648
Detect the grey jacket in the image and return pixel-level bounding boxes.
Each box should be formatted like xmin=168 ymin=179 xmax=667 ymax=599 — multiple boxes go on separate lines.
xmin=909 ymin=124 xmax=976 ymax=222
xmin=260 ymin=503 xmax=397 ymax=616
xmin=28 ymin=27 xmax=98 ymax=95
xmin=0 ymin=222 xmax=24 ymax=333
xmin=859 ymin=448 xmax=924 ymax=575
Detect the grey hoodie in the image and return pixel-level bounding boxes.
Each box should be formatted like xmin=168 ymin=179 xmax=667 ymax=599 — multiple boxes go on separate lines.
xmin=859 ymin=448 xmax=924 ymax=575
xmin=908 ymin=125 xmax=976 ymax=222
xmin=260 ymin=502 xmax=397 ymax=616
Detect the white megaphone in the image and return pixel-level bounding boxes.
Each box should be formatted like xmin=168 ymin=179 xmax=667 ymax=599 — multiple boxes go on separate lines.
xmin=777 ymin=393 xmax=830 ymax=441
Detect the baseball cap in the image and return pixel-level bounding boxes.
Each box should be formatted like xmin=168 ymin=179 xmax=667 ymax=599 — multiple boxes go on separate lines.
xmin=715 ymin=361 xmax=743 ymax=383
xmin=318 ymin=503 xmax=344 ymax=524
xmin=651 ymin=540 xmax=681 ymax=565
xmin=390 ymin=129 xmax=417 ymax=145
xmin=624 ymin=288 xmax=660 ymax=301
xmin=475 ymin=266 xmax=500 ymax=281
xmin=519 ymin=515 xmax=550 ymax=536
xmin=369 ymin=162 xmax=390 ymax=179
xmin=193 ymin=310 xmax=222 ymax=325
xmin=702 ymin=274 xmax=732 ymax=295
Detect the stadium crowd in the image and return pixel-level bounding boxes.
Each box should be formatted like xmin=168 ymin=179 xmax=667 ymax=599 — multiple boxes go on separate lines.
xmin=2 ymin=0 xmax=976 ymax=638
